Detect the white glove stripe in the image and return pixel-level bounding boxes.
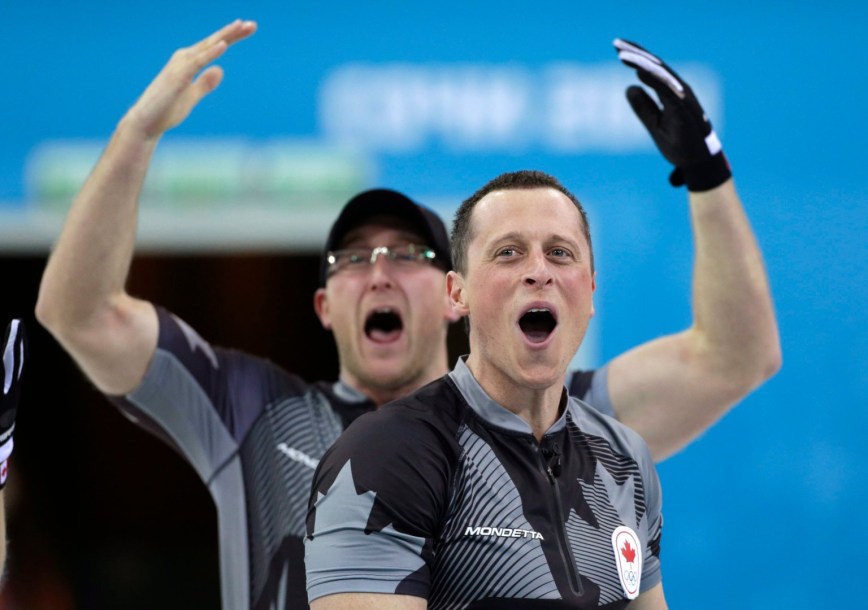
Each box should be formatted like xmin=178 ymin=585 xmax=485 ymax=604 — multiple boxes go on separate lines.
xmin=613 ymin=38 xmax=661 ymax=65
xmin=0 ymin=437 xmax=13 ymax=463
xmin=705 ymin=130 xmax=722 ymax=156
xmin=2 ymin=320 xmax=20 ymax=394
xmin=617 ymin=50 xmax=685 ymax=98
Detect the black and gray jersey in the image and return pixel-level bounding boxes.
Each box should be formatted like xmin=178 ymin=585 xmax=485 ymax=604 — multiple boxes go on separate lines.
xmin=108 ymin=308 xmax=611 ymax=610
xmin=109 ymin=307 xmax=373 ymax=610
xmin=305 ymin=358 xmax=662 ymax=610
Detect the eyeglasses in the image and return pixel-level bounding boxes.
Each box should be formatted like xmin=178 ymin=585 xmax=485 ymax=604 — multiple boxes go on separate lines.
xmin=326 ymin=244 xmax=437 ymax=277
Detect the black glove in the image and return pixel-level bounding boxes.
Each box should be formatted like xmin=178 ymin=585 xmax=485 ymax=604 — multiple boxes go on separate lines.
xmin=614 ymin=38 xmax=731 ymax=192
xmin=0 ymin=319 xmax=26 ymax=489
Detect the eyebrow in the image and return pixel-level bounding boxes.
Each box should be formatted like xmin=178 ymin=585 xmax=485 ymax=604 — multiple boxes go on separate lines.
xmin=489 ymin=231 xmax=581 ymax=248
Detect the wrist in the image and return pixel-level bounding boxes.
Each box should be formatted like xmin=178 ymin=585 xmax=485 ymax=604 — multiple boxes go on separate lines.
xmin=110 ymin=117 xmax=162 ymax=167
xmin=671 ymin=151 xmax=732 ymax=192
xmin=116 ymin=112 xmax=164 ymax=148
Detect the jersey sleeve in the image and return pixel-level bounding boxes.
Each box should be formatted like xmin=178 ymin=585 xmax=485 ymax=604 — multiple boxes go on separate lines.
xmin=305 ymin=403 xmax=454 ymax=603
xmin=107 ymin=306 xmax=298 ymax=484
xmin=638 ymin=440 xmax=664 ymax=594
xmin=567 ymin=365 xmax=615 ymax=418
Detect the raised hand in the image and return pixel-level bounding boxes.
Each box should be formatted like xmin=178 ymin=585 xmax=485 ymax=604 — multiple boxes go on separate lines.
xmin=123 ymin=19 xmax=257 ymax=141
xmin=614 ymin=38 xmax=731 ymax=192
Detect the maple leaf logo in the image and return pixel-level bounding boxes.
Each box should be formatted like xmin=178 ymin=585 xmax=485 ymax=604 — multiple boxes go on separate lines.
xmin=620 ymin=540 xmax=636 ymax=564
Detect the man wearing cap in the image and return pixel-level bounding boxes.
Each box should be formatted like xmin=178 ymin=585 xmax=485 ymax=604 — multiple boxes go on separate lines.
xmin=35 ymin=21 xmax=779 ymax=610
xmin=313 ymin=188 xmax=458 ymax=408
xmin=38 ymin=21 xmax=457 ymax=610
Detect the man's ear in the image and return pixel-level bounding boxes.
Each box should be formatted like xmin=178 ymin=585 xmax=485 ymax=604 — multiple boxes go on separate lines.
xmin=313 ymin=288 xmax=332 ymax=330
xmin=447 ymin=271 xmax=470 ymax=318
xmin=441 ymin=271 xmax=462 ymax=323
xmin=444 ymin=291 xmax=463 ymax=323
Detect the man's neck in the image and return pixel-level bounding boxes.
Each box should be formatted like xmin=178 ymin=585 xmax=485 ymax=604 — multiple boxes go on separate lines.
xmin=464 ymin=356 xmax=566 ymax=441
xmin=342 ymin=363 xmax=450 ymax=408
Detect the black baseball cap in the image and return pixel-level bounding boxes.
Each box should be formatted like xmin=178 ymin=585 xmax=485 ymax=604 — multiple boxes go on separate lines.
xmin=319 ymin=188 xmax=453 ymax=285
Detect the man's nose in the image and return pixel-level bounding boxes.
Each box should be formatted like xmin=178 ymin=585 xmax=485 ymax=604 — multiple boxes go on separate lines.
xmin=368 ymin=251 xmax=395 ymax=289
xmin=522 ymin=250 xmax=553 ymax=287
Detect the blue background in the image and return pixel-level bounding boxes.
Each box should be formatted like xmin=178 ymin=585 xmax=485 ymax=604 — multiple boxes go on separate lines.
xmin=2 ymin=1 xmax=866 ymax=607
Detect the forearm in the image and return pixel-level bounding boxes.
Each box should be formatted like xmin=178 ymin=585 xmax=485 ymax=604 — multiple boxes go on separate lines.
xmin=35 ymin=120 xmax=160 ymax=394
xmin=687 ymin=178 xmax=782 ymax=386
xmin=607 ymin=179 xmax=782 ymax=459
xmin=37 ymin=120 xmax=156 ymax=331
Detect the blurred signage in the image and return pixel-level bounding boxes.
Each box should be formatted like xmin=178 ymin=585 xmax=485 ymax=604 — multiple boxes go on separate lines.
xmin=25 ymin=139 xmax=376 ymax=212
xmin=319 ymin=62 xmax=721 ymax=153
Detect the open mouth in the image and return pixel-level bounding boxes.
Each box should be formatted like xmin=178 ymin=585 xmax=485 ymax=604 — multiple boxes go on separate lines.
xmin=364 ymin=308 xmax=404 ymax=343
xmin=518 ymin=308 xmax=557 ymax=344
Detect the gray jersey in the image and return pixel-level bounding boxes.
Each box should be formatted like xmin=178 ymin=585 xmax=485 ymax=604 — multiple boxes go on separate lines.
xmin=110 ymin=308 xmax=373 ymax=609
xmin=109 ymin=308 xmax=613 ymax=609
xmin=306 ymin=358 xmax=662 ymax=609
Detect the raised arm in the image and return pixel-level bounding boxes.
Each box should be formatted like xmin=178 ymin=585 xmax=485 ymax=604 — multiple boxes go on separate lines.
xmin=606 ymin=40 xmax=781 ymax=461
xmin=35 ymin=20 xmax=257 ymax=395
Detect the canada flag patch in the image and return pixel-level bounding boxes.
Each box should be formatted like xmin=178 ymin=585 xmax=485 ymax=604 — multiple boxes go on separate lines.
xmin=611 ymin=525 xmax=642 ymax=600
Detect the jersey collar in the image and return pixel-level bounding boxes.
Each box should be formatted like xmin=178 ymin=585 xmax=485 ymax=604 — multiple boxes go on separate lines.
xmin=332 ymin=378 xmax=372 ymax=404
xmin=448 ymin=356 xmax=568 ymax=436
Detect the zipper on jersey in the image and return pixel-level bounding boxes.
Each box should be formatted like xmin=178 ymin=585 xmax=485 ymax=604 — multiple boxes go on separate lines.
xmin=536 ymin=439 xmax=582 ymax=595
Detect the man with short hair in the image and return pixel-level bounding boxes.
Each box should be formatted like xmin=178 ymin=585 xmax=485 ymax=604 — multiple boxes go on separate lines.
xmin=35 ymin=21 xmax=779 ymax=610
xmin=305 ymin=169 xmax=667 ymax=609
